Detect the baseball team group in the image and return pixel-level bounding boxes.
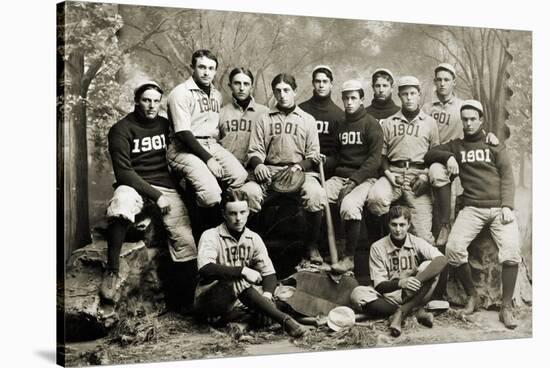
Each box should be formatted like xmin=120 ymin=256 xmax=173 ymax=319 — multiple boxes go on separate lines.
xmin=99 ymin=48 xmax=522 ymax=338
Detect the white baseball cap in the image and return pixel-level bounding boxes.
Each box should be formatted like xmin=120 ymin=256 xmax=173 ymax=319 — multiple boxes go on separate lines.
xmin=397 ymin=75 xmax=421 ymax=89
xmin=327 ymin=306 xmax=355 ymax=332
xmin=461 ymin=99 xmax=484 ymax=115
xmin=341 ymin=79 xmax=363 ymax=92
xmin=312 ymin=65 xmax=334 ymax=76
xmin=372 ymin=68 xmax=395 ymax=82
xmin=134 ymin=80 xmax=163 ymax=95
xmin=435 ymin=63 xmax=457 ymax=77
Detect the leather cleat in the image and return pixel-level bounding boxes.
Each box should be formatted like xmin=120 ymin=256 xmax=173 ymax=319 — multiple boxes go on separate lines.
xmin=462 ymin=295 xmax=478 ymax=315
xmin=306 ymin=247 xmax=323 ymax=265
xmin=100 ymin=270 xmax=119 ymax=302
xmin=331 ymin=256 xmax=354 ymax=274
xmin=389 ymin=309 xmax=403 ymax=337
xmin=415 ymin=308 xmax=434 ymax=328
xmin=436 ymin=223 xmax=451 ymax=247
xmin=282 ymin=315 xmax=307 ymax=338
xmin=499 ymin=306 xmax=518 ymax=329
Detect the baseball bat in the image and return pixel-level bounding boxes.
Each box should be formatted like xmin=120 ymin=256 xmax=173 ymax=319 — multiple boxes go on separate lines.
xmin=318 ymin=162 xmax=338 ymax=265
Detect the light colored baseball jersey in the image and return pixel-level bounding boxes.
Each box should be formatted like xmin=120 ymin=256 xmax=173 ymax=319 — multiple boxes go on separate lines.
xmin=219 ymin=97 xmax=269 ymax=164
xmin=166 ymin=77 xmax=222 ymax=146
xmin=248 ymin=106 xmax=320 ymax=165
xmin=369 ymin=233 xmax=443 ymax=288
xmin=422 ymin=95 xmax=464 ymax=143
xmin=198 ymin=223 xmax=276 ymax=276
xmin=380 ymin=110 xmax=440 ymax=163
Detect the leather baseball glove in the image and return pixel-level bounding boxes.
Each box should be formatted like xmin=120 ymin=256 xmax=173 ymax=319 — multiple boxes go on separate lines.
xmin=410 ymin=173 xmax=431 ymax=196
xmin=271 ymin=165 xmax=305 ymax=193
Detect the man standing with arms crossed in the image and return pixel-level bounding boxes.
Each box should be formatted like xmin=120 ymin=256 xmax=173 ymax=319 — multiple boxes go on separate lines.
xmin=367 ymin=76 xmax=440 ymax=245
xmin=424 ymin=100 xmax=521 ymax=329
xmin=166 ymin=49 xmax=248 ymax=208
xmin=299 ymin=65 xmax=345 ymax=178
xmin=320 ymin=80 xmax=383 ymax=274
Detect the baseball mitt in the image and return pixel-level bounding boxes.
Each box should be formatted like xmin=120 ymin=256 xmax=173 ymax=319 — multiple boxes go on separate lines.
xmin=410 ymin=173 xmax=431 ymax=196
xmin=271 ymin=166 xmax=305 ymax=193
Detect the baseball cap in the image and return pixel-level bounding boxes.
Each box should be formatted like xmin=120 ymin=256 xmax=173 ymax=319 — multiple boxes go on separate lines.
xmin=461 ymin=99 xmax=484 ymax=115
xmin=397 ymin=76 xmax=421 ymax=89
xmin=341 ymin=79 xmax=363 ymax=92
xmin=327 ymin=306 xmax=355 ymax=332
xmin=435 ymin=63 xmax=456 ymax=77
xmin=312 ymin=64 xmax=334 ymax=76
xmin=372 ymin=68 xmax=395 ymax=82
xmin=134 ymin=80 xmax=162 ymax=95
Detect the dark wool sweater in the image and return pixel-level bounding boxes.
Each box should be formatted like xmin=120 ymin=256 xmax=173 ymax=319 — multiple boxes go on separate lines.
xmin=108 ymin=110 xmax=175 ymax=201
xmin=365 ymin=98 xmax=400 ymax=121
xmin=424 ymin=129 xmax=515 ymax=209
xmin=299 ymin=94 xmax=344 ymax=171
xmin=335 ymin=106 xmax=383 ymax=184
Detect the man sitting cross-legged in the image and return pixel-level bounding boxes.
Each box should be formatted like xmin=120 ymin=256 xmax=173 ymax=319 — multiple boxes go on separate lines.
xmin=350 ymin=205 xmax=447 ymax=337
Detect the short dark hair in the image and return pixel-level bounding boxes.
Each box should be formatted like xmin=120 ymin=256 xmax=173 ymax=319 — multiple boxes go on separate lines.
xmin=312 ymin=68 xmax=333 ymax=82
xmin=191 ymin=49 xmax=218 ymax=69
xmin=221 ymin=190 xmax=249 ymax=210
xmin=372 ymin=71 xmax=394 ymax=86
xmin=229 ymin=67 xmax=254 ymax=85
xmin=134 ymin=84 xmax=163 ymax=102
xmin=271 ymin=73 xmax=297 ymax=91
xmin=388 ymin=205 xmax=412 ymax=223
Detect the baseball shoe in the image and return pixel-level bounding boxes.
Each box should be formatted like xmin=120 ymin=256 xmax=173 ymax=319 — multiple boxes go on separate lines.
xmin=389 ymin=309 xmax=403 ymax=337
xmin=282 ymin=315 xmax=307 ymax=338
xmin=499 ymin=305 xmax=518 ymax=329
xmin=331 ymin=256 xmax=354 ymax=274
xmin=462 ymin=295 xmax=478 ymax=315
xmin=306 ymin=247 xmax=323 ymax=265
xmin=436 ymin=224 xmax=451 ymax=247
xmin=415 ymin=308 xmax=434 ymax=328
xmin=100 ymin=270 xmax=119 ymax=301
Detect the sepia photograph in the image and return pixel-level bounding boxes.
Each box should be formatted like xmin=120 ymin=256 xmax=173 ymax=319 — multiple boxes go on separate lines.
xmin=53 ymin=0 xmax=536 ymax=366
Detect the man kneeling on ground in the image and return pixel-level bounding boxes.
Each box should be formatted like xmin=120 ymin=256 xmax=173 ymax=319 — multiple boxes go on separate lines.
xmin=194 ymin=190 xmax=307 ymax=338
xmin=350 ymin=205 xmax=447 ymax=337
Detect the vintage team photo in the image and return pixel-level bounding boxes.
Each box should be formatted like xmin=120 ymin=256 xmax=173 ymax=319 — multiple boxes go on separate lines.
xmin=57 ymin=1 xmax=532 ymax=366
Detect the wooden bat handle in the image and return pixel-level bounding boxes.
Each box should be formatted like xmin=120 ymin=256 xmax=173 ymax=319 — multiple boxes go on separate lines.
xmin=319 ymin=163 xmax=338 ymax=265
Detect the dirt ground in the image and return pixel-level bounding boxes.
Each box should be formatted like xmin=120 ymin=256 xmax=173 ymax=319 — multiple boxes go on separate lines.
xmin=64 ymin=306 xmax=532 ymax=366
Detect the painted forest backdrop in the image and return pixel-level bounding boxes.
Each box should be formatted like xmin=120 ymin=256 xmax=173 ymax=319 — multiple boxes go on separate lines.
xmin=57 ymin=2 xmax=532 ymax=272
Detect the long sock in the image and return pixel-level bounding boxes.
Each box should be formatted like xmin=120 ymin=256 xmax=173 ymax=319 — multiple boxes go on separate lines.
xmin=304 ymin=211 xmax=322 ymax=249
xmin=455 ymin=263 xmax=477 ymax=297
xmin=431 ymin=265 xmax=449 ymax=300
xmin=364 ymin=298 xmax=398 ymax=318
xmin=501 ymin=263 xmax=519 ymax=306
xmin=400 ymin=281 xmax=434 ymax=316
xmin=344 ymin=220 xmax=361 ymax=257
xmin=107 ymin=218 xmax=131 ymax=272
xmin=435 ymin=184 xmax=452 ymax=225
xmin=238 ymin=287 xmax=287 ymax=323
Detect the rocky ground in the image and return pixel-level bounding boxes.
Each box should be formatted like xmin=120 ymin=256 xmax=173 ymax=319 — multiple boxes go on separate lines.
xmin=63 ymin=306 xmax=532 ymax=366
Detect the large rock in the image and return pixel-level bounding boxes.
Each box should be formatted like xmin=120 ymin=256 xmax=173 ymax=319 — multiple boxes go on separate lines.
xmin=446 ymin=227 xmax=532 ymax=309
xmin=62 ymin=232 xmax=166 ymax=341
